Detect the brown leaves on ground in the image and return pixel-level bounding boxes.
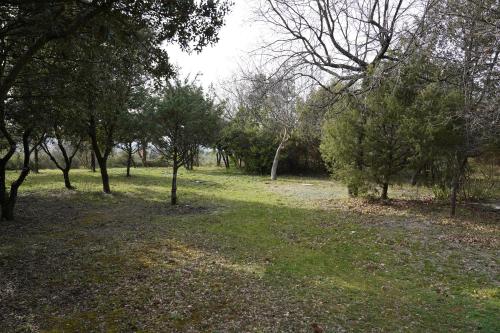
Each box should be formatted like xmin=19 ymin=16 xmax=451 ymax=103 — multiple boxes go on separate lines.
xmin=0 ymin=195 xmax=340 ymax=333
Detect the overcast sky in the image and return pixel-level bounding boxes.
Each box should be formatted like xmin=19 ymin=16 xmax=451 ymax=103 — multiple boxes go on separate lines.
xmin=166 ymin=0 xmax=265 ymax=90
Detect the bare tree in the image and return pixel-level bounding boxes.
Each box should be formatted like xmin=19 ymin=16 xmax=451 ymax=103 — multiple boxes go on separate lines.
xmin=257 ymin=0 xmax=429 ymax=92
xmin=235 ymin=71 xmax=298 ymax=180
xmin=426 ymin=0 xmax=500 ymax=216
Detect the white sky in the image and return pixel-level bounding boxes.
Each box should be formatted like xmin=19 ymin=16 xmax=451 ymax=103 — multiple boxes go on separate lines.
xmin=165 ymin=0 xmax=266 ymax=90
xmin=167 ymin=0 xmax=263 ymax=89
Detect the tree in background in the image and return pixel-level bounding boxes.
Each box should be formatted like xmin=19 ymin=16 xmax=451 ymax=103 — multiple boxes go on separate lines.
xmin=0 ymin=0 xmax=232 ymax=220
xmin=321 ymin=60 xmax=463 ymax=200
xmin=226 ymin=72 xmax=298 ymax=180
xmin=424 ymin=0 xmax=500 ymax=216
xmin=218 ymin=77 xmax=332 ymax=176
xmin=41 ymin=108 xmax=86 ymax=190
xmin=321 ymin=98 xmax=368 ymax=197
xmin=117 ymin=111 xmax=141 ymax=178
xmin=76 ymin=33 xmax=145 ymax=194
xmin=115 ymin=87 xmax=155 ymax=178
xmin=221 ymin=123 xmax=277 ymax=174
xmin=0 ymin=56 xmax=52 ymax=219
xmin=36 ymin=45 xmax=88 ymax=190
xmin=151 ymin=80 xmax=220 ymax=205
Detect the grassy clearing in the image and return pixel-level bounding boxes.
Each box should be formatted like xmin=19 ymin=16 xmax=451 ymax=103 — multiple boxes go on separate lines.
xmin=1 ymin=167 xmax=499 ymax=332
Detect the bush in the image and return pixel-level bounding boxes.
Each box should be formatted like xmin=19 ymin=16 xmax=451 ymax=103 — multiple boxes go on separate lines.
xmin=461 ymin=161 xmax=499 ymax=201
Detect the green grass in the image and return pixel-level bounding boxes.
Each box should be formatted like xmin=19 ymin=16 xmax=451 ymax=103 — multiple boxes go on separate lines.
xmin=1 ymin=167 xmax=498 ymax=332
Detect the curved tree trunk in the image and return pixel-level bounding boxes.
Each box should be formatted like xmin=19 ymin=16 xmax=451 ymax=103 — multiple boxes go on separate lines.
xmin=271 ymin=131 xmax=287 ymax=181
xmin=270 ymin=143 xmax=283 ymax=181
xmin=0 ymin=101 xmax=19 ymax=220
xmin=1 ymin=165 xmax=30 ymax=220
xmin=88 ymin=115 xmax=112 ymax=194
xmin=42 ymin=134 xmax=81 ymax=190
xmin=1 ymin=130 xmax=31 ymax=220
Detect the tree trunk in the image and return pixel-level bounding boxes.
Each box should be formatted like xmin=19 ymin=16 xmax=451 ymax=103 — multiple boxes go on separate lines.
xmin=94 ymin=152 xmax=111 ymax=194
xmin=0 ymin=161 xmax=7 ymax=219
xmin=271 ymin=140 xmax=285 ymax=181
xmin=42 ymin=136 xmax=81 ymax=190
xmin=88 ymin=115 xmax=112 ymax=193
xmin=141 ymin=142 xmax=148 ymax=167
xmin=381 ymin=182 xmax=389 ymax=200
xmin=63 ymin=169 xmax=73 ymax=190
xmin=1 ymin=189 xmax=19 ymax=221
xmin=216 ymin=151 xmax=221 ymax=167
xmin=90 ymin=150 xmax=96 ymax=172
xmin=99 ymin=161 xmax=111 ymax=193
xmin=171 ymin=155 xmax=178 ymax=205
xmin=126 ymin=149 xmax=132 ymax=177
xmin=90 ymin=142 xmax=111 ymax=194
xmin=0 ymin=102 xmax=20 ymax=220
xmin=33 ymin=147 xmax=40 ymax=174
xmin=1 ymin=131 xmax=31 ymax=220
xmin=0 ymin=164 xmax=30 ymax=221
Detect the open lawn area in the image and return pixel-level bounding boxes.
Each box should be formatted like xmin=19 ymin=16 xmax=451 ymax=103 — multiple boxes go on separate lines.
xmin=1 ymin=167 xmax=499 ymax=332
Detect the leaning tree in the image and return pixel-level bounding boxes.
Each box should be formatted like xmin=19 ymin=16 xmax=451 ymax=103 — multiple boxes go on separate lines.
xmin=236 ymin=72 xmax=298 ymax=180
xmin=0 ymin=54 xmax=54 ymax=219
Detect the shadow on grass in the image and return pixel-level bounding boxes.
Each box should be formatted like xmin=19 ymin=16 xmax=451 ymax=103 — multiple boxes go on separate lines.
xmin=1 ymin=171 xmax=499 ymax=332
xmin=22 ymin=168 xmax=224 ymax=195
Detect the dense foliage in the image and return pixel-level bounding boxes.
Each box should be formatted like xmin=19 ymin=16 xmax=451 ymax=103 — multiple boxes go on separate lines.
xmin=0 ymin=0 xmax=497 ymax=219
xmin=0 ymin=0 xmax=231 ymax=218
